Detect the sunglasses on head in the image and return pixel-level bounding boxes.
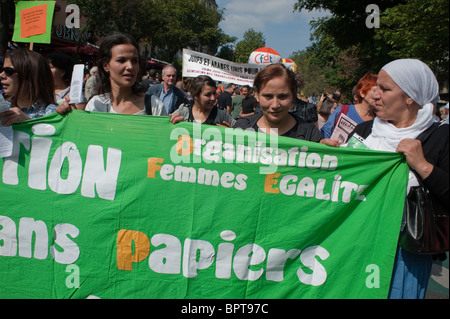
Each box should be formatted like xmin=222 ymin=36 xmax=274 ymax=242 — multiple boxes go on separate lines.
xmin=0 ymin=66 xmax=16 ymax=77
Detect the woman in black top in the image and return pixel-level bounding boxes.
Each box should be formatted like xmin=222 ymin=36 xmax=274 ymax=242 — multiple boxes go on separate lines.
xmin=171 ymin=75 xmax=235 ymax=127
xmin=350 ymin=59 xmax=448 ymax=299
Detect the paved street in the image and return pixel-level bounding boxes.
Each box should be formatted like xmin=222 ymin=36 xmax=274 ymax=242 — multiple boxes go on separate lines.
xmin=426 ymin=253 xmax=449 ymax=299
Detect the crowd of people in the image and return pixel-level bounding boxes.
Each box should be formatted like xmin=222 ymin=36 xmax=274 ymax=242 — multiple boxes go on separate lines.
xmin=0 ymin=31 xmax=448 ymax=299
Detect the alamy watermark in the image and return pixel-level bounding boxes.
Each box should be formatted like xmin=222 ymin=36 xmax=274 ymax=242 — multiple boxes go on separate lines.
xmin=366 ymin=4 xmax=381 ymax=29
xmin=65 ymin=4 xmax=80 ymax=28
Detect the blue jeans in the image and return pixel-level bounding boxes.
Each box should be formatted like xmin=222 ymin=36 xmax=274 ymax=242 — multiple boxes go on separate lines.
xmin=388 ymin=246 xmax=433 ymax=299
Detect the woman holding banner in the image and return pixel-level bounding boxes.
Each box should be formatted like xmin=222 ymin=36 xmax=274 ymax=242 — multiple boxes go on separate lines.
xmin=350 ymin=59 xmax=449 ymax=299
xmin=234 ymin=63 xmax=325 ymax=143
xmin=84 ymin=32 xmax=146 ymax=115
xmin=0 ymin=49 xmax=57 ymax=125
xmin=170 ymin=75 xmax=236 ymax=127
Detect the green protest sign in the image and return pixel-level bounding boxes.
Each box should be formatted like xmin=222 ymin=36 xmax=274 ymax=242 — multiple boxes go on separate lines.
xmin=0 ymin=111 xmax=408 ymax=299
xmin=12 ymin=1 xmax=56 ymax=44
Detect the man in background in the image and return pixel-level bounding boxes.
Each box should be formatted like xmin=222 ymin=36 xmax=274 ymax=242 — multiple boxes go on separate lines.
xmin=146 ymin=65 xmax=186 ymax=115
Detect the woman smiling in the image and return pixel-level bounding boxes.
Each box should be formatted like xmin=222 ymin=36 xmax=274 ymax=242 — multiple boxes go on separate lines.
xmin=171 ymin=75 xmax=235 ymax=127
xmin=235 ymin=64 xmax=322 ymax=142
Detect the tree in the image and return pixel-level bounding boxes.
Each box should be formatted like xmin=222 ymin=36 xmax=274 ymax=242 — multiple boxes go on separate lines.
xmin=152 ymin=0 xmax=226 ymax=61
xmin=375 ymin=0 xmax=449 ymax=78
xmin=290 ymin=47 xmax=326 ymax=97
xmin=234 ymin=28 xmax=265 ymax=63
xmin=71 ymin=0 xmax=231 ymax=63
xmin=293 ymin=0 xmax=449 ymax=98
xmin=71 ymin=0 xmax=158 ymax=40
xmin=0 ymin=0 xmax=13 ymax=55
xmin=216 ymin=43 xmax=237 ymax=61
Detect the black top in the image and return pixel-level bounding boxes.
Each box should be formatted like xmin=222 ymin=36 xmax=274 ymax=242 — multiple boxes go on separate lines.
xmin=289 ymin=98 xmax=318 ymax=123
xmin=241 ymin=96 xmax=259 ymax=114
xmin=218 ymin=91 xmax=232 ymax=111
xmin=351 ymin=120 xmax=449 ymax=208
xmin=234 ymin=111 xmax=322 ymax=142
xmin=188 ymin=105 xmax=218 ymax=125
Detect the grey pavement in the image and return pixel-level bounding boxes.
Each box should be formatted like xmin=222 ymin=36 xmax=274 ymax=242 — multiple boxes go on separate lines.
xmin=425 ymin=253 xmax=449 ymax=299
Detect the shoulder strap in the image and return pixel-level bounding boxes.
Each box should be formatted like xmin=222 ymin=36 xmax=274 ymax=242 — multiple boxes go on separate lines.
xmin=144 ymin=93 xmax=152 ymax=115
xmin=334 ymin=105 xmax=349 ymax=127
xmin=416 ymin=122 xmax=439 ymax=143
xmin=410 ymin=122 xmax=441 ymax=183
xmin=341 ymin=104 xmax=349 ymax=114
xmin=305 ymin=123 xmax=315 ymax=141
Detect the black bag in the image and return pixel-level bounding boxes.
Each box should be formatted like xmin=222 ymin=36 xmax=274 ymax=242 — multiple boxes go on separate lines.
xmin=399 ymin=180 xmax=449 ymax=254
xmin=399 ymin=123 xmax=449 ymax=254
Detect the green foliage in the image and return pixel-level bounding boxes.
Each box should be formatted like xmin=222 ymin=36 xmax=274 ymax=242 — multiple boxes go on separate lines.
xmin=375 ymin=0 xmax=449 ymax=77
xmin=234 ymin=28 xmax=266 ymax=63
xmin=293 ymin=0 xmax=449 ymax=98
xmin=70 ymin=0 xmax=232 ymax=63
xmin=216 ymin=44 xmax=236 ymax=61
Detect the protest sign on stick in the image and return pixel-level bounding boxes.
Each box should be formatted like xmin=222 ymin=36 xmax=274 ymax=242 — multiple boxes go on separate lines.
xmin=12 ymin=1 xmax=56 ymax=45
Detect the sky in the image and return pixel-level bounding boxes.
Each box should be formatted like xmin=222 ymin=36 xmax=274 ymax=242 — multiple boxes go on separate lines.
xmin=216 ymin=0 xmax=330 ymax=60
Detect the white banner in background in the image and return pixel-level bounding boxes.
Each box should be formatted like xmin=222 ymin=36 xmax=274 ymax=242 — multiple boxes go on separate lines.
xmin=182 ymin=49 xmax=265 ymax=86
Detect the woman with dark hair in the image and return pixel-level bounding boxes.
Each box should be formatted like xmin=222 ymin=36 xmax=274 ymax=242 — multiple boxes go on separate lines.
xmin=170 ymin=75 xmax=235 ymax=126
xmin=234 ymin=63 xmax=322 ymax=142
xmin=321 ymin=72 xmax=378 ymax=139
xmin=84 ymin=32 xmax=147 ymax=114
xmin=48 ymin=52 xmax=87 ymax=109
xmin=317 ymin=98 xmax=337 ymax=129
xmin=0 ymin=49 xmax=57 ymax=125
xmin=60 ymin=32 xmax=164 ymax=115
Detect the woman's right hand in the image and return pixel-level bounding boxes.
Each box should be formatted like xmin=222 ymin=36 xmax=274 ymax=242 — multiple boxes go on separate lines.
xmin=56 ymin=96 xmax=77 ymax=115
xmin=169 ymin=113 xmax=184 ymax=124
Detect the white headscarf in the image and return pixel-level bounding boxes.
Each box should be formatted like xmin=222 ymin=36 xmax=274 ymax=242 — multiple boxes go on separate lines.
xmin=365 ymin=59 xmax=439 ymax=152
xmin=364 ymin=59 xmax=439 ymax=192
xmin=381 ymin=59 xmax=440 ymax=106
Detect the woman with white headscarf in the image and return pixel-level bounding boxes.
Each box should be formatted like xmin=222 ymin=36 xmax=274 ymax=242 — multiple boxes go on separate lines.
xmin=350 ymin=59 xmax=449 ymax=299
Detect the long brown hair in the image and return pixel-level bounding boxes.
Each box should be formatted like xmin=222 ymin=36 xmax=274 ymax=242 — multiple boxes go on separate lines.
xmin=5 ymin=49 xmax=55 ymax=106
xmin=96 ymin=32 xmax=140 ymax=95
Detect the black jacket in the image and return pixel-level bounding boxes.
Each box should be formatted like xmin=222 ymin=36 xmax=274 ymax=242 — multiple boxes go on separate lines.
xmin=351 ymin=120 xmax=449 ymax=208
xmin=234 ymin=111 xmax=322 ymax=142
xmin=145 ymin=84 xmax=187 ymax=115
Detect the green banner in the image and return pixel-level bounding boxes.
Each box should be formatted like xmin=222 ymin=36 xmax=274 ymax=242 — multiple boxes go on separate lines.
xmin=0 ymin=111 xmax=408 ymax=299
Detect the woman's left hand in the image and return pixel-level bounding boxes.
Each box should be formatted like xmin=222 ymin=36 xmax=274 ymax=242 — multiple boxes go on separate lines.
xmin=396 ymin=138 xmax=434 ymax=179
xmin=169 ymin=113 xmax=184 ymax=124
xmin=217 ymin=121 xmax=232 ymax=128
xmin=320 ymin=138 xmax=340 ymax=147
